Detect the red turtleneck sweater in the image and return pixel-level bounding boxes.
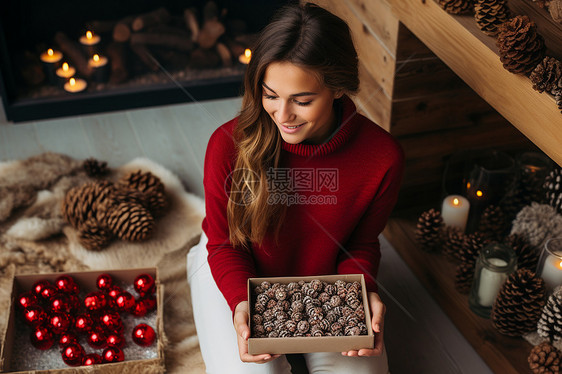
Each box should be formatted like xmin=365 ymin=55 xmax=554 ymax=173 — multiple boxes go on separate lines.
xmin=202 ymin=97 xmax=404 ymax=312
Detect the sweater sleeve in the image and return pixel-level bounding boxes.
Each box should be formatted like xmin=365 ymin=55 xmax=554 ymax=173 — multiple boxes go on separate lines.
xmin=202 ymin=121 xmax=257 ymax=312
xmin=337 ymin=140 xmax=404 ymax=294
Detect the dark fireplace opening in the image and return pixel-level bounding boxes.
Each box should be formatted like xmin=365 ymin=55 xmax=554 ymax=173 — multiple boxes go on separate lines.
xmin=0 ymin=0 xmax=290 ymax=122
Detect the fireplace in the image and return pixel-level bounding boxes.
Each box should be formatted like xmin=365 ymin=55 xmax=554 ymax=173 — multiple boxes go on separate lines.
xmin=0 ymin=0 xmax=290 ymax=122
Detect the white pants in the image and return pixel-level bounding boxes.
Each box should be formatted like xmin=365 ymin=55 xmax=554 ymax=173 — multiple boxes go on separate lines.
xmin=187 ymin=232 xmax=389 ymax=374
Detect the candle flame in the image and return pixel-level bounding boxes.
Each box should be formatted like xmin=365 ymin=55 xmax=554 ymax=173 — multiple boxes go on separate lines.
xmin=466 ymin=182 xmax=471 ymax=189
xmin=93 ymin=54 xmax=100 ymax=62
xmin=69 ymin=78 xmax=76 ymax=86
xmin=476 ymin=190 xmax=483 ymax=197
xmin=453 ymin=198 xmax=460 ymax=206
xmin=86 ymin=31 xmax=93 ymax=40
xmin=245 ymin=49 xmax=251 ymax=59
xmin=62 ymin=62 xmax=69 ymax=71
xmin=558 ymin=261 xmax=562 ymax=270
xmin=47 ymin=49 xmax=54 ymax=56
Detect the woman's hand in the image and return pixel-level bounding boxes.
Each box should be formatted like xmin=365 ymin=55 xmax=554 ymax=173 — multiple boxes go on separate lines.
xmin=233 ymin=301 xmax=281 ymax=363
xmin=342 ymin=291 xmax=385 ymax=357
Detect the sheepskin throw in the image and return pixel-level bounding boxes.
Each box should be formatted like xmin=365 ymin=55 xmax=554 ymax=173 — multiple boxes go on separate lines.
xmin=0 ymin=153 xmax=206 ymax=373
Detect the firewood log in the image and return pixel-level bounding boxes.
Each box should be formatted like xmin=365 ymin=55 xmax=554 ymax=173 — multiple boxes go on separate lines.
xmin=130 ymin=31 xmax=194 ymax=52
xmin=86 ymin=20 xmax=118 ymax=35
xmin=130 ymin=44 xmax=159 ymax=71
xmin=132 ymin=7 xmax=171 ymax=32
xmin=197 ymin=19 xmax=225 ymax=49
xmin=216 ymin=42 xmax=233 ymax=67
xmin=54 ymin=32 xmax=92 ymax=77
xmin=113 ymin=16 xmax=135 ymax=42
xmin=106 ymin=42 xmax=128 ymax=84
xmin=190 ymin=47 xmax=221 ymax=69
xmin=183 ymin=8 xmax=199 ymax=42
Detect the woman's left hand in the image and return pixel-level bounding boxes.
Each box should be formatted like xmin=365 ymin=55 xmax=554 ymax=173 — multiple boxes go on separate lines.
xmin=342 ymin=291 xmax=385 ymax=357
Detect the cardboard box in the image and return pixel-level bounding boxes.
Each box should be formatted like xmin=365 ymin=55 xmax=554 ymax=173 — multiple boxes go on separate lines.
xmin=0 ymin=267 xmax=165 ymax=373
xmin=247 ymin=274 xmax=374 ymax=355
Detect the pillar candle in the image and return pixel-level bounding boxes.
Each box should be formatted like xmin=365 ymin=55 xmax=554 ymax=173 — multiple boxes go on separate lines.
xmin=88 ymin=54 xmax=109 ymax=83
xmin=441 ymin=195 xmax=470 ymax=232
xmin=39 ymin=49 xmax=63 ymax=85
xmin=477 ymin=258 xmax=508 ymax=307
xmin=80 ymin=30 xmax=101 ymax=55
xmin=56 ymin=62 xmax=76 ymax=87
xmin=64 ymin=77 xmax=87 ymax=93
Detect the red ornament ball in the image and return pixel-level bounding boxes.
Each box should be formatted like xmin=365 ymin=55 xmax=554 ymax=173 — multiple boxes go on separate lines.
xmin=99 ymin=311 xmax=123 ymax=333
xmin=74 ymin=313 xmax=94 ymax=334
xmin=106 ymin=285 xmax=122 ymax=300
xmin=61 ymin=342 xmax=85 ymax=367
xmin=17 ymin=291 xmax=38 ymax=310
xmin=106 ymin=333 xmax=125 ymax=348
xmin=82 ymin=353 xmax=102 ymax=366
xmin=30 ymin=326 xmax=54 ymax=350
xmin=131 ymin=299 xmax=148 ymax=317
xmin=23 ymin=305 xmax=48 ymax=327
xmin=49 ymin=294 xmax=72 ymax=313
xmin=102 ymin=346 xmax=125 ymax=363
xmin=88 ymin=329 xmax=108 ymax=349
xmin=141 ymin=294 xmax=157 ymax=312
xmin=54 ymin=275 xmax=79 ymax=295
xmin=32 ymin=280 xmax=52 ymax=297
xmin=115 ymin=291 xmax=135 ymax=312
xmin=40 ymin=284 xmax=58 ymax=300
xmin=96 ymin=273 xmax=113 ymax=291
xmin=59 ymin=332 xmax=79 ymax=349
xmin=49 ymin=311 xmax=72 ymax=334
xmin=84 ymin=291 xmax=107 ymax=311
xmin=134 ymin=273 xmax=155 ymax=297
xmin=132 ymin=323 xmax=156 ymax=347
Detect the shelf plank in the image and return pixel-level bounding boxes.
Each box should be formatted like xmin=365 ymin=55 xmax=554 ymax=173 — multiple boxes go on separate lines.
xmin=383 ymin=217 xmax=532 ymax=374
xmin=385 ymin=0 xmax=562 ymax=166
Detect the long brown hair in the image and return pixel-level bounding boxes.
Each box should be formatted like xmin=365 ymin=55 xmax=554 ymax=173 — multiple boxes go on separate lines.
xmin=227 ymin=2 xmax=359 ymax=249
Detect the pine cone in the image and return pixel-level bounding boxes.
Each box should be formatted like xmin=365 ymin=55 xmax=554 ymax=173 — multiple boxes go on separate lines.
xmin=477 ymin=205 xmax=507 ymax=241
xmin=62 ymin=181 xmax=115 ymax=230
xmin=106 ymin=202 xmax=155 ymax=241
xmin=416 ymin=209 xmax=443 ymax=252
xmin=458 ymin=231 xmax=489 ymax=265
xmin=491 ymin=269 xmax=546 ymax=337
xmin=511 ymin=203 xmax=562 ymax=249
xmin=83 ymin=158 xmax=109 ymax=178
xmin=475 ymin=0 xmax=510 ymax=36
xmin=442 ymin=226 xmax=466 ymax=262
xmin=438 ymin=0 xmax=474 ymax=14
xmin=497 ymin=16 xmax=546 ymax=74
xmin=551 ymin=0 xmax=562 ymax=23
xmin=544 ymin=168 xmax=562 ymax=214
xmin=117 ymin=170 xmax=168 ymax=216
xmin=455 ymin=262 xmax=475 ymax=294
xmin=528 ymin=342 xmax=561 ymax=374
xmin=538 ymin=287 xmax=562 ymax=342
xmin=530 ymin=56 xmax=562 ymax=95
xmin=78 ymin=218 xmax=113 ymax=251
xmin=532 ymin=0 xmax=551 ymax=8
xmin=504 ymin=233 xmax=540 ymax=271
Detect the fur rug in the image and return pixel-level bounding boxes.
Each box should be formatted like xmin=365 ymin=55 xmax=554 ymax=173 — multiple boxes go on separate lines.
xmin=0 ymin=153 xmax=206 ymax=373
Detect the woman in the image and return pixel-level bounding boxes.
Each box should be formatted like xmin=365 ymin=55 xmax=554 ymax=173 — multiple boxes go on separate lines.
xmin=187 ymin=3 xmax=403 ymax=373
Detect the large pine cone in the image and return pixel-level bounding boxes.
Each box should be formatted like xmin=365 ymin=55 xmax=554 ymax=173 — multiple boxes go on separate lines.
xmin=107 ymin=202 xmax=155 ymax=241
xmin=455 ymin=262 xmax=475 ymax=294
xmin=78 ymin=218 xmax=113 ymax=251
xmin=117 ymin=170 xmax=168 ymax=216
xmin=475 ymin=0 xmax=510 ymax=36
xmin=504 ymin=233 xmax=539 ymax=271
xmin=538 ymin=286 xmax=562 ymax=342
xmin=530 ymin=56 xmax=562 ymax=95
xmin=438 ymin=0 xmax=474 ymax=14
xmin=443 ymin=226 xmax=466 ymax=262
xmin=532 ymin=0 xmax=551 ymax=8
xmin=62 ymin=181 xmax=115 ymax=230
xmin=491 ymin=269 xmax=547 ymax=337
xmin=458 ymin=231 xmax=489 ymax=265
xmin=528 ymin=342 xmax=561 ymax=374
xmin=497 ymin=15 xmax=546 ymax=74
xmin=416 ymin=209 xmax=443 ymax=252
xmin=544 ymin=168 xmax=562 ymax=214
xmin=477 ymin=205 xmax=507 ymax=242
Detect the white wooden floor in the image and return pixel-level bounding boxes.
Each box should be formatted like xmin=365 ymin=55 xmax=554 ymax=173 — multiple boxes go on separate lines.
xmin=0 ymin=98 xmax=493 ymax=373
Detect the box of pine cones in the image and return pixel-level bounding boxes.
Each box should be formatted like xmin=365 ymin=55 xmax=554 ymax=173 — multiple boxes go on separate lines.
xmin=247 ymin=274 xmax=375 ymax=354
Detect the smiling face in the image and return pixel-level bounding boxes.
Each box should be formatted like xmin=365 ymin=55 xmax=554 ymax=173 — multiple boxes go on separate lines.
xmin=261 ymin=62 xmax=341 ymax=145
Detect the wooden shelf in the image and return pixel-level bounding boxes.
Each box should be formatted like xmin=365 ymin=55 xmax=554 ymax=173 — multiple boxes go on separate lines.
xmin=385 ymin=0 xmax=562 ymax=166
xmin=383 ymin=216 xmax=532 ymax=374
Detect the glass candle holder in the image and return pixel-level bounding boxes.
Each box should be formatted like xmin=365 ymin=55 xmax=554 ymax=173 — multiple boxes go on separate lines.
xmin=469 ymin=243 xmax=517 ymax=318
xmin=537 ymin=238 xmax=562 ymax=292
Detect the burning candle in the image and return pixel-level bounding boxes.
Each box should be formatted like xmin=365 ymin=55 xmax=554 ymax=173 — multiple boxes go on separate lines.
xmin=64 ymin=77 xmax=87 ymax=93
xmin=40 ymin=48 xmax=63 ymax=84
xmin=441 ymin=195 xmax=470 ymax=232
xmin=238 ymin=49 xmax=251 ymax=64
xmin=477 ymin=258 xmax=508 ymax=307
xmin=55 ymin=62 xmax=76 ymax=87
xmin=79 ymin=30 xmax=101 ymax=55
xmin=88 ymin=54 xmax=110 ymax=83
xmin=538 ymin=239 xmax=562 ymax=291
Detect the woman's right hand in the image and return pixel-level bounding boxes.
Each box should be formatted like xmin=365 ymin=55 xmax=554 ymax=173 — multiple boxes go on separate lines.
xmin=233 ymin=301 xmax=281 ymax=364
